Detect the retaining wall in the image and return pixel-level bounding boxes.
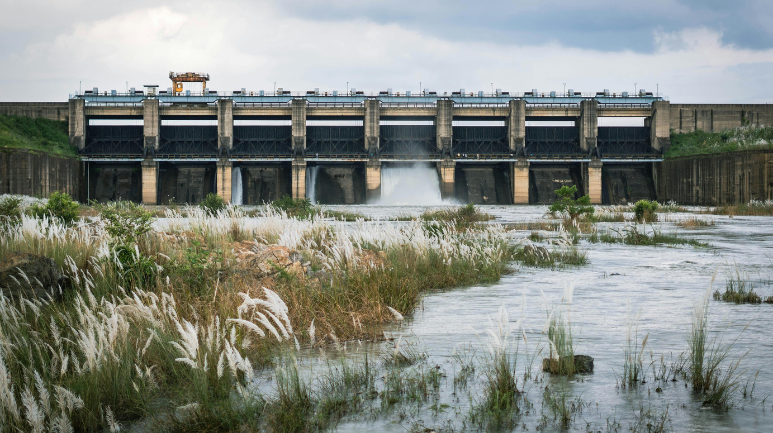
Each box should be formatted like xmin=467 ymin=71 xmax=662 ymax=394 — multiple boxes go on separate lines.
xmin=0 ymin=103 xmax=69 ymax=121
xmin=658 ymin=150 xmax=773 ymax=205
xmin=0 ymin=150 xmax=80 ymax=198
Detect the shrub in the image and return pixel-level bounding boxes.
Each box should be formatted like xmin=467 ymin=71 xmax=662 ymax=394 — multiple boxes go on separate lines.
xmin=0 ymin=196 xmax=23 ymax=226
xmin=633 ymin=200 xmax=659 ymax=222
xmin=549 ymin=185 xmax=593 ymax=221
xmin=200 ymin=192 xmax=227 ymax=215
xmin=271 ymin=195 xmax=316 ymax=219
xmin=28 ymin=191 xmax=79 ymax=225
xmin=96 ymin=200 xmax=155 ymax=246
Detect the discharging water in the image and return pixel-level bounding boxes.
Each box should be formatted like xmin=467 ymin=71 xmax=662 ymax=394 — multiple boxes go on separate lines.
xmin=231 ymin=167 xmax=243 ymax=205
xmin=375 ymin=164 xmax=446 ymax=205
xmin=282 ymin=205 xmax=773 ymax=432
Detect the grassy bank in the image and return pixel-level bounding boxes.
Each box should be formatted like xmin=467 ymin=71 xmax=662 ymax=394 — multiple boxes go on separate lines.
xmin=0 ymin=114 xmax=76 ymax=157
xmin=666 ymin=126 xmax=773 ymax=159
xmin=0 ymin=203 xmax=516 ymax=431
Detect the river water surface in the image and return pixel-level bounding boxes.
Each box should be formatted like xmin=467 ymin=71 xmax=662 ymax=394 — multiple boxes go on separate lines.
xmin=273 ymin=205 xmax=773 ymax=432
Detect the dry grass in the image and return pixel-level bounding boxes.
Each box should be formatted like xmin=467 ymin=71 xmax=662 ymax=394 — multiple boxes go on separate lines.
xmin=674 ymin=217 xmax=715 ymax=228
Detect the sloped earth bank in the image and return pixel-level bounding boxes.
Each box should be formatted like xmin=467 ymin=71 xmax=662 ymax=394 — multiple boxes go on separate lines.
xmin=274 ymin=205 xmax=773 ymax=432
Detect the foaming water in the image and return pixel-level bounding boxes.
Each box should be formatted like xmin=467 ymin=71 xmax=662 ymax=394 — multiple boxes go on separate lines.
xmin=231 ymin=167 xmax=243 ymax=205
xmin=375 ymin=164 xmax=445 ymax=205
xmin=306 ymin=166 xmax=319 ymax=203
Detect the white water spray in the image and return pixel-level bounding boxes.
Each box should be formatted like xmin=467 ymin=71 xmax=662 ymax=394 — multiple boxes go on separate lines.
xmin=306 ymin=166 xmax=319 ymax=203
xmin=231 ymin=167 xmax=243 ymax=205
xmin=376 ymin=164 xmax=445 ymax=205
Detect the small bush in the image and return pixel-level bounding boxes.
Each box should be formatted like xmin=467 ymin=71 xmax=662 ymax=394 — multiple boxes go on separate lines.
xmin=28 ymin=191 xmax=79 ymax=225
xmin=0 ymin=196 xmax=23 ymax=226
xmin=421 ymin=203 xmax=493 ymax=230
xmin=633 ymin=200 xmax=659 ymax=222
xmin=200 ymin=193 xmax=227 ymax=215
xmin=96 ymin=200 xmax=155 ymax=246
xmin=271 ymin=195 xmax=316 ymax=219
xmin=549 ymin=185 xmax=593 ymax=221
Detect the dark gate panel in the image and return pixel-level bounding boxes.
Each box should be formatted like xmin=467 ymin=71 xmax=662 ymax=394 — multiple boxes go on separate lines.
xmin=598 ymin=127 xmax=655 ymax=155
xmin=232 ymin=126 xmax=292 ymax=157
xmin=380 ymin=125 xmax=438 ymax=157
xmin=452 ymin=126 xmax=510 ymax=157
xmin=158 ymin=126 xmax=218 ymax=157
xmin=305 ymin=126 xmax=366 ymax=156
xmin=525 ymin=127 xmax=582 ymax=156
xmin=83 ymin=126 xmax=144 ymax=156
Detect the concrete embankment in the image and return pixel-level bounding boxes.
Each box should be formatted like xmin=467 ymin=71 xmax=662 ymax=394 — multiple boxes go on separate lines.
xmin=0 ymin=149 xmax=79 ymax=198
xmin=659 ymin=149 xmax=773 ymax=206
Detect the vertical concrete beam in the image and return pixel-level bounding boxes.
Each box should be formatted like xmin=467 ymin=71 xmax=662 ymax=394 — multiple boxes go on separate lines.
xmin=649 ymin=100 xmax=671 ymax=152
xmin=366 ymin=160 xmax=381 ymax=202
xmin=141 ymin=159 xmax=158 ymax=205
xmin=364 ymin=99 xmax=380 ymax=155
xmin=587 ymin=160 xmax=603 ymax=204
xmin=291 ymin=99 xmax=307 ymax=154
xmin=68 ymin=99 xmax=86 ymax=150
xmin=507 ymin=100 xmax=526 ymax=153
xmin=438 ymin=160 xmax=455 ymax=200
xmin=511 ymin=159 xmax=530 ymax=204
xmin=217 ymin=99 xmax=233 ymax=151
xmin=577 ymin=100 xmax=598 ymax=152
xmin=292 ymin=160 xmax=306 ymax=199
xmin=143 ymin=99 xmax=160 ymax=150
xmin=216 ymin=159 xmax=232 ymax=203
xmin=436 ymin=99 xmax=453 ymax=153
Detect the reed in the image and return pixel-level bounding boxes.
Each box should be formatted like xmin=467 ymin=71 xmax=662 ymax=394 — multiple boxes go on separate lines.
xmin=707 ymin=199 xmax=773 ymax=216
xmin=713 ymin=268 xmax=765 ymax=304
xmin=621 ymin=311 xmax=649 ymax=387
xmin=544 ymin=286 xmax=575 ymax=376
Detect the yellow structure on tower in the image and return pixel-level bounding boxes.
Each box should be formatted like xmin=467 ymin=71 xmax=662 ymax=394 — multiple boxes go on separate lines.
xmin=169 ymin=72 xmax=210 ymax=95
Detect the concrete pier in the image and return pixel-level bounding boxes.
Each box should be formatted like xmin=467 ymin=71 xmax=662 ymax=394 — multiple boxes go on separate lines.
xmin=512 ymin=159 xmax=530 ymax=204
xmin=366 ymin=160 xmax=381 ymax=201
xmin=436 ymin=100 xmax=453 ymax=153
xmin=292 ymin=99 xmax=307 ymax=154
xmin=141 ymin=159 xmax=158 ymax=204
xmin=587 ymin=160 xmax=603 ymax=204
xmin=364 ymin=99 xmax=380 ymax=156
xmin=216 ymin=159 xmax=232 ymax=203
xmin=68 ymin=99 xmax=86 ymax=150
xmin=218 ymin=99 xmax=233 ymax=151
xmin=508 ymin=100 xmax=526 ymax=153
xmin=292 ymin=160 xmax=306 ymax=199
xmin=649 ymin=100 xmax=671 ymax=152
xmin=143 ymin=99 xmax=160 ymax=151
xmin=578 ymin=100 xmax=598 ymax=152
xmin=438 ymin=160 xmax=455 ymax=200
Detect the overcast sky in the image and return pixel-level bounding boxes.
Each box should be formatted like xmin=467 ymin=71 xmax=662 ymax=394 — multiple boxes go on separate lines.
xmin=1 ymin=0 xmax=772 ymax=103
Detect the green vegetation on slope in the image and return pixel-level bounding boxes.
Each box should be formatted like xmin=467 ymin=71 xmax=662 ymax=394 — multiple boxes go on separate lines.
xmin=666 ymin=126 xmax=773 ymax=158
xmin=0 ymin=114 xmax=77 ymax=157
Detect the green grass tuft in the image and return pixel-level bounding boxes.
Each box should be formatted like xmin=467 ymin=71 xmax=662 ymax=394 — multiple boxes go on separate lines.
xmin=0 ymin=114 xmax=76 ymax=157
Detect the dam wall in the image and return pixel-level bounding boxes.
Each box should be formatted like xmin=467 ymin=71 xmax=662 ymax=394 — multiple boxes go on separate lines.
xmin=0 ymin=103 xmax=69 ymax=121
xmin=669 ymin=104 xmax=773 ymax=133
xmin=658 ymin=150 xmax=773 ymax=206
xmin=0 ymin=150 xmax=79 ymax=198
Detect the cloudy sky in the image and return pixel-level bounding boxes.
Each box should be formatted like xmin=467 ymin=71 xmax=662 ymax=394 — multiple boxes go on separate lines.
xmin=1 ymin=0 xmax=772 ymax=103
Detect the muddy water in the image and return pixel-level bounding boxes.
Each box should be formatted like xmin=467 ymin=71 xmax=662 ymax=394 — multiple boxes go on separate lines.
xmin=292 ymin=206 xmax=773 ymax=432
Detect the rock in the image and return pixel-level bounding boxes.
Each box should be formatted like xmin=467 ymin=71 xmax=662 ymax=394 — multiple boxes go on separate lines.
xmin=0 ymin=252 xmax=67 ymax=302
xmin=232 ymin=242 xmax=305 ymax=278
xmin=542 ymin=355 xmax=594 ymax=374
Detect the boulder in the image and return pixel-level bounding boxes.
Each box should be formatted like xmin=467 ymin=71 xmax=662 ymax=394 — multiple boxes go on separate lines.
xmin=0 ymin=252 xmax=67 ymax=302
xmin=542 ymin=355 xmax=594 ymax=374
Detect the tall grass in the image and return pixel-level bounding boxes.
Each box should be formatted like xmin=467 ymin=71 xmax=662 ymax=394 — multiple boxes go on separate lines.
xmin=708 ymin=199 xmax=773 ymax=216
xmin=689 ymin=278 xmax=749 ymax=408
xmin=621 ymin=311 xmax=649 ymax=387
xmin=543 ymin=286 xmax=576 ymax=375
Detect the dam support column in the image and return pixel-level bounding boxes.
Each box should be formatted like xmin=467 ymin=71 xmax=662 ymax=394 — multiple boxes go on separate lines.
xmin=68 ymin=99 xmax=87 ymax=150
xmin=439 ymin=160 xmax=455 ymax=200
xmin=436 ymin=99 xmax=453 ymax=155
xmin=649 ymin=100 xmax=671 ymax=153
xmin=508 ymin=100 xmax=526 ymax=155
xmin=366 ymin=160 xmax=381 ymax=202
xmin=216 ymin=159 xmax=232 ymax=203
xmin=140 ymin=99 xmax=160 ymax=205
xmin=364 ymin=99 xmax=380 ymax=157
xmin=292 ymin=160 xmax=306 ymax=200
xmin=141 ymin=159 xmax=158 ymax=205
xmin=292 ymin=99 xmax=307 ymax=156
xmin=578 ymin=100 xmax=598 ymax=154
xmin=511 ymin=159 xmax=530 ymax=204
xmin=218 ymin=99 xmax=234 ymax=152
xmin=587 ymin=160 xmax=603 ymax=204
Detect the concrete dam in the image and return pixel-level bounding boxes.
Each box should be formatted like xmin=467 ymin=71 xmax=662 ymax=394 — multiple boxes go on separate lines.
xmin=3 ymin=88 xmax=773 ymax=205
